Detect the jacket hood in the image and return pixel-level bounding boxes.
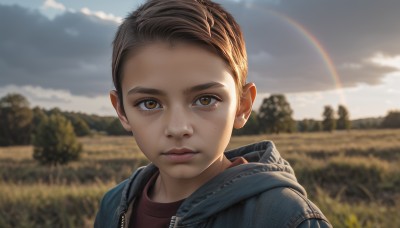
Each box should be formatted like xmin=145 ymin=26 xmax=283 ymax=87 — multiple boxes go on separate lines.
xmin=174 ymin=140 xmax=306 ymax=225
xmin=120 ymin=141 xmax=306 ymax=226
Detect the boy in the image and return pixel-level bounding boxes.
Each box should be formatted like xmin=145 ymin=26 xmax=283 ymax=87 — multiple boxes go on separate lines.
xmin=95 ymin=0 xmax=332 ymax=227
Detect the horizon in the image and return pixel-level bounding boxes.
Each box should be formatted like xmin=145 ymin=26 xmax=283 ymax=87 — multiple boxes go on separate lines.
xmin=7 ymin=93 xmax=387 ymax=122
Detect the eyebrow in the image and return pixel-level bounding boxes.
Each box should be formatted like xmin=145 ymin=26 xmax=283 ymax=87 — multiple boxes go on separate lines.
xmin=127 ymin=87 xmax=165 ymax=96
xmin=127 ymin=81 xmax=225 ymax=96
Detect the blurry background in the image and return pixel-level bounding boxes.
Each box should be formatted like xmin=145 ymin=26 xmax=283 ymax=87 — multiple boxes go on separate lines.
xmin=0 ymin=0 xmax=399 ymax=227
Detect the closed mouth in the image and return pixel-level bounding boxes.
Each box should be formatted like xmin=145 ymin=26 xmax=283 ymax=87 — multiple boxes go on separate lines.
xmin=163 ymin=148 xmax=198 ymax=155
xmin=161 ymin=148 xmax=199 ymax=162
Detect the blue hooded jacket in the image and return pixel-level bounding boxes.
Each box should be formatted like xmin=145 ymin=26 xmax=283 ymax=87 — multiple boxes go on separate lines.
xmin=94 ymin=141 xmax=332 ymax=228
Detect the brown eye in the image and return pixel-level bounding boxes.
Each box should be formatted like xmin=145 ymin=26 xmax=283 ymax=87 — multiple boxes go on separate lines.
xmin=144 ymin=100 xmax=158 ymax=109
xmin=136 ymin=99 xmax=161 ymax=111
xmin=194 ymin=95 xmax=219 ymax=106
xmin=199 ymin=97 xmax=211 ymax=105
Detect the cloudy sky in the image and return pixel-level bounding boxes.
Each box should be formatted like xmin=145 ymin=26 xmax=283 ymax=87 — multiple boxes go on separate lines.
xmin=1 ymin=0 xmax=399 ymax=120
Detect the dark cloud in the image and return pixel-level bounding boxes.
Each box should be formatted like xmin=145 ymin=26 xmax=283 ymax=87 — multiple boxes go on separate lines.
xmin=0 ymin=4 xmax=117 ymax=96
xmin=0 ymin=1 xmax=399 ymax=95
xmin=219 ymin=0 xmax=400 ymax=93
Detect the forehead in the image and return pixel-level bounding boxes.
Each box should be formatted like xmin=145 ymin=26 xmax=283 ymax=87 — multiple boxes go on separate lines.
xmin=121 ymin=42 xmax=235 ymax=90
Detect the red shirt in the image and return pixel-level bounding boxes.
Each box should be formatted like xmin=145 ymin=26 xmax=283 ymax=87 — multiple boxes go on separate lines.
xmin=129 ymin=157 xmax=248 ymax=228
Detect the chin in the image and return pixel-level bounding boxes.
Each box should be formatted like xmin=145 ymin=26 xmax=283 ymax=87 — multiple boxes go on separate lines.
xmin=164 ymin=166 xmax=205 ymax=179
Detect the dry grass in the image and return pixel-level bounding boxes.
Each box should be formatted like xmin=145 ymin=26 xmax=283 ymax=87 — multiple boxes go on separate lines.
xmin=0 ymin=182 xmax=114 ymax=228
xmin=0 ymin=129 xmax=399 ymax=227
xmin=0 ymin=145 xmax=32 ymax=160
xmin=230 ymin=129 xmax=400 ymax=157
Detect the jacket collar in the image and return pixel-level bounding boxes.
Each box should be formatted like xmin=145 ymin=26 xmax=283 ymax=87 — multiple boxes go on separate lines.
xmin=119 ymin=140 xmax=305 ymax=225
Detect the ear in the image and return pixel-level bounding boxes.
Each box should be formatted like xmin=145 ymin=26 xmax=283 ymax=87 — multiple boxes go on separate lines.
xmin=110 ymin=90 xmax=132 ymax=132
xmin=233 ymin=83 xmax=257 ymax=129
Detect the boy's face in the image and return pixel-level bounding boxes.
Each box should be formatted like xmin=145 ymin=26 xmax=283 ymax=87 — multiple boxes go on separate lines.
xmin=111 ymin=42 xmax=254 ymax=180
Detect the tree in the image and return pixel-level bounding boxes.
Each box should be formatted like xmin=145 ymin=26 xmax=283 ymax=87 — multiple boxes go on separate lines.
xmin=60 ymin=111 xmax=115 ymax=134
xmin=298 ymin=119 xmax=311 ymax=132
xmin=298 ymin=119 xmax=322 ymax=132
xmin=352 ymin=117 xmax=382 ymax=129
xmin=33 ymin=113 xmax=82 ymax=166
xmin=322 ymin=105 xmax=336 ymax=132
xmin=46 ymin=107 xmax=63 ymax=116
xmin=86 ymin=115 xmax=115 ymax=133
xmin=31 ymin=106 xmax=48 ymax=136
xmin=0 ymin=93 xmax=33 ymax=146
xmin=69 ymin=115 xmax=91 ymax=136
xmin=106 ymin=118 xmax=131 ymax=136
xmin=257 ymin=94 xmax=295 ymax=134
xmin=381 ymin=111 xmax=400 ymax=128
xmin=337 ymin=105 xmax=351 ymax=130
xmin=311 ymin=120 xmax=322 ymax=132
xmin=233 ymin=110 xmax=260 ymax=135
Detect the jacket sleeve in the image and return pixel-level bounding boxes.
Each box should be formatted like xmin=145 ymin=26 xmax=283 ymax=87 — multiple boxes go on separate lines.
xmin=251 ymin=187 xmax=332 ymax=228
xmin=94 ymin=179 xmax=129 ymax=228
xmin=94 ymin=194 xmax=106 ymax=228
xmin=297 ymin=218 xmax=332 ymax=228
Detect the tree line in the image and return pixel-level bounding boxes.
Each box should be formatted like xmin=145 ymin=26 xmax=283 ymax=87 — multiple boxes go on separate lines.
xmin=1 ymin=93 xmax=399 ymax=166
xmin=233 ymin=95 xmax=351 ymax=135
xmin=232 ymin=95 xmax=400 ymax=135
xmin=2 ymin=93 xmax=400 ymax=145
xmin=0 ymin=93 xmax=130 ymax=147
xmin=0 ymin=93 xmax=129 ymax=166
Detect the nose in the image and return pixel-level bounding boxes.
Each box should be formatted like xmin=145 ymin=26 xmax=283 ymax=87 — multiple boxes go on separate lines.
xmin=164 ymin=105 xmax=193 ymax=139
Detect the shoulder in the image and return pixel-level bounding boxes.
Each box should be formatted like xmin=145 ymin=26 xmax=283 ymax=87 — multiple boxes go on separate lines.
xmin=248 ymin=187 xmax=331 ymax=227
xmin=94 ymin=166 xmax=147 ymax=228
xmin=98 ymin=165 xmax=147 ymax=207
xmin=94 ymin=179 xmax=129 ymax=228
xmin=100 ymin=178 xmax=130 ymax=210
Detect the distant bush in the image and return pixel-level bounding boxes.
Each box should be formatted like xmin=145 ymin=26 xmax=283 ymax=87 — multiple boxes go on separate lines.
xmin=351 ymin=117 xmax=383 ymax=129
xmin=297 ymin=119 xmax=322 ymax=132
xmin=33 ymin=114 xmax=82 ymax=166
xmin=69 ymin=116 xmax=92 ymax=137
xmin=381 ymin=110 xmax=400 ymax=128
xmin=106 ymin=118 xmax=131 ymax=136
xmin=0 ymin=93 xmax=33 ymax=146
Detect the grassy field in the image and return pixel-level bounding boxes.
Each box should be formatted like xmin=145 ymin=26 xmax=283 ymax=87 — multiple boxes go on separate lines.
xmin=0 ymin=129 xmax=399 ymax=227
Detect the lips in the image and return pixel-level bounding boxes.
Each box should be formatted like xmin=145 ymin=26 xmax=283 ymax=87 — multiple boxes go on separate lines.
xmin=162 ymin=148 xmax=199 ymax=162
xmin=163 ymin=148 xmax=197 ymax=155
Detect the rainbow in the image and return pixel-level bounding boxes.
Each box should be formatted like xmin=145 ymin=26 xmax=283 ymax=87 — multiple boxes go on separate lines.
xmin=246 ymin=4 xmax=347 ymax=105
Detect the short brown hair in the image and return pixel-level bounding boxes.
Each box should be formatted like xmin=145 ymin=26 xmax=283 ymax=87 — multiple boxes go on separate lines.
xmin=112 ymin=0 xmax=247 ymax=110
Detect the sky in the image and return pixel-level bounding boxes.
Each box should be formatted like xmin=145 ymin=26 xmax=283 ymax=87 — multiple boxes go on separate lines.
xmin=0 ymin=0 xmax=399 ymax=120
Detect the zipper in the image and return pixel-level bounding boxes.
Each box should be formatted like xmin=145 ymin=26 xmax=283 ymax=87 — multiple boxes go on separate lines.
xmin=120 ymin=212 xmax=126 ymax=228
xmin=168 ymin=216 xmax=179 ymax=228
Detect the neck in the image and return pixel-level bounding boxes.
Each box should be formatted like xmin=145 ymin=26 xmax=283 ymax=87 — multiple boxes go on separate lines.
xmin=150 ymin=155 xmax=231 ymax=203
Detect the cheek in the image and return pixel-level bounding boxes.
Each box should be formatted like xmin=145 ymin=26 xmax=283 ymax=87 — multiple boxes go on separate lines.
xmin=198 ymin=103 xmax=236 ymax=138
xmin=133 ymin=133 xmax=157 ymax=160
xmin=124 ymin=113 xmax=159 ymax=149
xmin=125 ymin=108 xmax=159 ymax=130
